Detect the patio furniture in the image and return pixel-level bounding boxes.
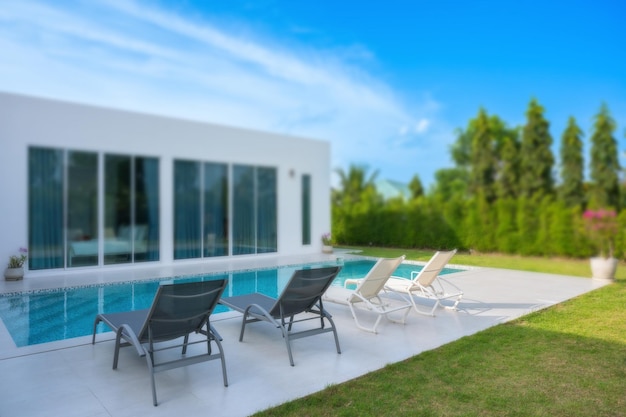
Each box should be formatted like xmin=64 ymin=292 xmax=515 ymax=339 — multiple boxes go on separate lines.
xmin=219 ymin=266 xmax=342 ymax=366
xmin=91 ymin=279 xmax=229 ymax=406
xmin=384 ymin=250 xmax=462 ymax=316
xmin=324 ymin=256 xmax=412 ymax=333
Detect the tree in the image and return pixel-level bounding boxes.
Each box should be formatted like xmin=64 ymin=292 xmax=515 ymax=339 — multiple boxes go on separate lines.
xmin=408 ymin=174 xmax=424 ymax=199
xmin=558 ymin=116 xmax=585 ymax=207
xmin=496 ymin=135 xmax=520 ymax=199
xmin=519 ymin=99 xmax=555 ymax=198
xmin=589 ymin=104 xmax=620 ymax=208
xmin=450 ymin=127 xmax=472 ymax=169
xmin=451 ymin=111 xmax=518 ymax=201
xmin=332 ymin=164 xmax=379 ymax=206
xmin=430 ymin=168 xmax=469 ymax=201
xmin=332 ymin=164 xmax=381 ymax=245
xmin=495 ymin=197 xmax=518 ymax=253
xmin=469 ymin=109 xmax=497 ymax=201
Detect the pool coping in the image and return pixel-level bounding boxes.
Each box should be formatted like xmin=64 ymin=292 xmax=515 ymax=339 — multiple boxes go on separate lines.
xmin=0 ymin=252 xmax=474 ymax=360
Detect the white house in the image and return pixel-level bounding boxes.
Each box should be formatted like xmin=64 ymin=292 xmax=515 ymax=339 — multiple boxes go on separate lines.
xmin=0 ymin=92 xmax=331 ymax=277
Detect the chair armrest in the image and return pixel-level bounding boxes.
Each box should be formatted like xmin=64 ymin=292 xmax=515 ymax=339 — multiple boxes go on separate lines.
xmin=343 ymin=278 xmax=362 ymax=288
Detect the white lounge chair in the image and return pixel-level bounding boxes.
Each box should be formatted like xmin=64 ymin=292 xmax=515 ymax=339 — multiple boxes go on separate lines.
xmin=324 ymin=256 xmax=412 ymax=333
xmin=384 ymin=250 xmax=462 ymax=316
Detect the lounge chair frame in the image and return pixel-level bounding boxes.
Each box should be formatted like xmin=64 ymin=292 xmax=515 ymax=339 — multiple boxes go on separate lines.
xmin=384 ymin=250 xmax=462 ymax=316
xmin=219 ymin=266 xmax=342 ymax=366
xmin=325 ymin=256 xmax=412 ymax=333
xmin=92 ymin=279 xmax=229 ymax=406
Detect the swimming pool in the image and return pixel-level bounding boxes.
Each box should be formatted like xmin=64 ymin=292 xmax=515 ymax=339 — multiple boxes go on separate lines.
xmin=0 ymin=259 xmax=461 ymax=347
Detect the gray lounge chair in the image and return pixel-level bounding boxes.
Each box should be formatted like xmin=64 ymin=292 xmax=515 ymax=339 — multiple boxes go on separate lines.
xmin=219 ymin=266 xmax=342 ymax=366
xmin=92 ymin=279 xmax=228 ymax=406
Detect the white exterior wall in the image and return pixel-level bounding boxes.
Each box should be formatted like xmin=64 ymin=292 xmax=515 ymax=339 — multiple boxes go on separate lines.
xmin=0 ymin=92 xmax=331 ymax=276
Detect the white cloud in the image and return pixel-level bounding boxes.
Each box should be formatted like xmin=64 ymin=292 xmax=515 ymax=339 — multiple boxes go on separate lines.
xmin=0 ymin=0 xmax=451 ymax=185
xmin=415 ymin=119 xmax=430 ymax=134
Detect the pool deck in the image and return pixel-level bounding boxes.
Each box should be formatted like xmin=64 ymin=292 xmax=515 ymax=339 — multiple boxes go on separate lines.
xmin=0 ymin=252 xmax=610 ymax=417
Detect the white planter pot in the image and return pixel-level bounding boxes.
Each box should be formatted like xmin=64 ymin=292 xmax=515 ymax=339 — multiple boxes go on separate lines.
xmin=4 ymin=267 xmax=24 ymax=281
xmin=589 ymin=257 xmax=618 ymax=281
xmin=322 ymin=245 xmax=333 ymax=254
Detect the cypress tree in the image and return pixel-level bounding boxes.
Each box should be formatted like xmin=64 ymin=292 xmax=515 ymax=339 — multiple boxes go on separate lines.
xmin=535 ymin=196 xmax=555 ymax=256
xmin=450 ymin=127 xmax=472 ymax=169
xmin=497 ymin=136 xmax=519 ymax=199
xmin=548 ymin=201 xmax=578 ymax=257
xmin=469 ymin=109 xmax=497 ymax=201
xmin=516 ymin=195 xmax=539 ymax=255
xmin=495 ymin=197 xmax=518 ymax=253
xmin=589 ymin=104 xmax=620 ymax=208
xmin=519 ymin=99 xmax=555 ymax=198
xmin=408 ymin=174 xmax=424 ymax=199
xmin=431 ymin=168 xmax=469 ymax=201
xmin=558 ymin=117 xmax=585 ymax=207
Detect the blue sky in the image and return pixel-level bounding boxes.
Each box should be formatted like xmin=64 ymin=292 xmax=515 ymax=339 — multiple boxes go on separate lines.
xmin=2 ymin=0 xmax=625 ymax=188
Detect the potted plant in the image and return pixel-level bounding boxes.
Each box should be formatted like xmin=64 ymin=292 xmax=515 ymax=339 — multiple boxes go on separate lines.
xmin=321 ymin=233 xmax=333 ymax=254
xmin=5 ymin=247 xmax=28 ymax=281
xmin=583 ymin=209 xmax=618 ymax=281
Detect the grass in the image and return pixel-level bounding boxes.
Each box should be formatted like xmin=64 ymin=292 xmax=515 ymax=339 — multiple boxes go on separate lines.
xmin=346 ymin=246 xmax=626 ymax=280
xmin=254 ymin=248 xmax=626 ymax=417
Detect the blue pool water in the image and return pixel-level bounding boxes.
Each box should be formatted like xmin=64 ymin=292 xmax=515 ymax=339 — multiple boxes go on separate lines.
xmin=0 ymin=260 xmax=460 ymax=347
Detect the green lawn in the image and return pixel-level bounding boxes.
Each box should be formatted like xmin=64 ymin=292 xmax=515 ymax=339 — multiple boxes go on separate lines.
xmin=254 ymin=248 xmax=626 ymax=417
xmin=345 ymin=246 xmax=626 ymax=280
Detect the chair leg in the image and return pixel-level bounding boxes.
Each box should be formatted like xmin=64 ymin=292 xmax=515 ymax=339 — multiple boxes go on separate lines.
xmin=278 ymin=323 xmax=295 ymax=366
xmin=112 ymin=329 xmax=124 ymax=369
xmin=429 ymin=299 xmax=441 ymax=316
xmin=91 ymin=316 xmax=102 ymax=344
xmin=210 ymin=330 xmax=229 ymax=386
xmin=145 ymin=353 xmax=158 ymax=406
xmin=206 ymin=335 xmax=212 ymax=355
xmin=348 ymin=303 xmax=380 ymax=333
xmin=239 ymin=314 xmax=249 ymax=341
xmin=332 ymin=322 xmax=342 ymax=354
xmin=182 ymin=334 xmax=189 ymax=355
xmin=446 ymin=294 xmax=463 ymax=310
xmin=399 ymin=305 xmax=412 ymax=322
xmin=325 ymin=314 xmax=342 ymax=354
xmin=405 ymin=292 xmax=437 ymax=317
xmin=371 ymin=314 xmax=383 ymax=333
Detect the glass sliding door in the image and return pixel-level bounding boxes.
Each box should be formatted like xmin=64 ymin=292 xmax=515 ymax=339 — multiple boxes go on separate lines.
xmin=174 ymin=160 xmax=201 ymax=259
xmin=257 ymin=167 xmax=277 ymax=253
xmin=135 ymin=157 xmax=159 ymax=262
xmin=28 ymin=148 xmax=160 ymax=270
xmin=204 ymin=162 xmax=228 ymax=257
xmin=232 ymin=164 xmax=278 ymax=255
xmin=28 ymin=147 xmax=64 ymax=270
xmin=301 ymin=174 xmax=311 ymax=245
xmin=232 ymin=165 xmax=255 ymax=255
xmin=67 ymin=151 xmax=99 ymax=267
xmin=105 ymin=155 xmax=160 ymax=264
xmin=28 ymin=147 xmax=283 ymax=269
xmin=104 ymin=155 xmax=131 ymax=265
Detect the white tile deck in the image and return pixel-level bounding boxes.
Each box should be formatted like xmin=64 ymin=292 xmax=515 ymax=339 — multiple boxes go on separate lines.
xmin=0 ymin=254 xmax=609 ymax=417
